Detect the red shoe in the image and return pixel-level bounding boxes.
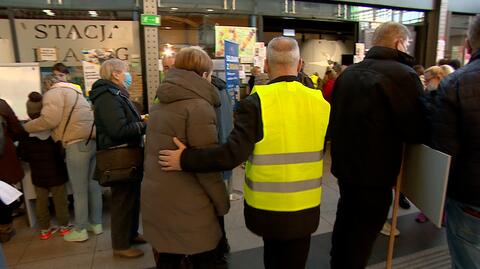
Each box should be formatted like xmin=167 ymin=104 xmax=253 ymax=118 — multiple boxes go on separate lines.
xmin=40 ymin=227 xmax=59 ymax=240
xmin=59 ymin=225 xmax=73 ymax=236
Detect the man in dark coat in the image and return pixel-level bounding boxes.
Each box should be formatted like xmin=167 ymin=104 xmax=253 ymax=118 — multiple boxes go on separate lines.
xmin=430 ymin=15 xmax=480 ymax=269
xmin=328 ymin=22 xmax=426 ymax=269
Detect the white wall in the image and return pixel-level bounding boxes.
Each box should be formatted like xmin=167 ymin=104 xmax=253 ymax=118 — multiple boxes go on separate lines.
xmin=301 ymin=39 xmax=353 ymax=76
xmin=0 ymin=19 xmax=15 ymax=63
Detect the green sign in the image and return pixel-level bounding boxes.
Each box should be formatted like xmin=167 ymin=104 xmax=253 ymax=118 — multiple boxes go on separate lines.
xmin=141 ymin=14 xmax=161 ymax=26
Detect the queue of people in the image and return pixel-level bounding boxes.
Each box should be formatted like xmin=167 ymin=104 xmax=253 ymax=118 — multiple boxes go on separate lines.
xmin=0 ymin=16 xmax=479 ymax=269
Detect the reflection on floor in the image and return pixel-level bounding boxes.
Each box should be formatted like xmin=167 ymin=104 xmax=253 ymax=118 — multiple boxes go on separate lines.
xmin=2 ymin=152 xmax=448 ymax=269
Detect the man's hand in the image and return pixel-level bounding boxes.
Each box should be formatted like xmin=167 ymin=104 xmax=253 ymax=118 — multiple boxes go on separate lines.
xmin=159 ymin=137 xmax=186 ymax=171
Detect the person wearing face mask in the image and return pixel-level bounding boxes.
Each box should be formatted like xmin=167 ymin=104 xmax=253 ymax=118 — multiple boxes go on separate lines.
xmin=327 ymin=22 xmax=426 ymax=269
xmin=89 ymin=59 xmax=147 ymax=258
xmin=142 ymin=47 xmax=230 ymax=268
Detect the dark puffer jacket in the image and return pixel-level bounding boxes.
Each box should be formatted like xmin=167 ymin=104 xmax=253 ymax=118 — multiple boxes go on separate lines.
xmin=19 ymin=136 xmax=68 ymax=188
xmin=329 ymin=46 xmax=426 ymax=188
xmin=89 ymin=79 xmax=145 ymax=150
xmin=431 ymin=49 xmax=480 ymax=207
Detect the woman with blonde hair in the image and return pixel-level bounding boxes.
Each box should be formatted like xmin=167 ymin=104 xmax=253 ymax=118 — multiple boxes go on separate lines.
xmin=142 ymin=46 xmax=229 ymax=268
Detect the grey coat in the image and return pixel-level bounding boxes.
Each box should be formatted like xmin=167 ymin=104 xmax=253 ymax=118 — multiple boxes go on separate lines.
xmin=141 ymin=68 xmax=230 ymax=255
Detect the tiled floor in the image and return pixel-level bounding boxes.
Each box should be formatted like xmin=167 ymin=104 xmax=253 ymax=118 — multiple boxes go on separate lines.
xmin=2 ymin=149 xmax=444 ymax=269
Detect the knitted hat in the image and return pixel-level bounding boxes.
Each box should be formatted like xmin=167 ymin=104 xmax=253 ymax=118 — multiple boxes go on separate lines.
xmin=26 ymin=92 xmax=43 ymax=119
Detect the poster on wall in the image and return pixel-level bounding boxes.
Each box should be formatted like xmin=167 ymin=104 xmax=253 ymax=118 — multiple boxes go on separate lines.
xmin=82 ymin=61 xmax=100 ymax=96
xmin=224 ymin=40 xmax=240 ymax=106
xmin=36 ymin=48 xmax=58 ymax=61
xmin=215 ymin=26 xmax=256 ymax=58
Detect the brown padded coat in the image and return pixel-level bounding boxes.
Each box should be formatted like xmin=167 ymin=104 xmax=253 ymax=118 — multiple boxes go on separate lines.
xmin=141 ymin=68 xmax=230 ymax=255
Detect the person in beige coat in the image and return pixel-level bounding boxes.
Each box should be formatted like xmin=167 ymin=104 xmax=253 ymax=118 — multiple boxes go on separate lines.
xmin=23 ymin=76 xmax=103 ymax=242
xmin=142 ymin=47 xmax=230 ymax=268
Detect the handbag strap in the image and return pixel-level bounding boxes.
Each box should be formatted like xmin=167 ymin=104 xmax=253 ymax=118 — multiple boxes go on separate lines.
xmin=61 ymin=90 xmax=80 ymax=142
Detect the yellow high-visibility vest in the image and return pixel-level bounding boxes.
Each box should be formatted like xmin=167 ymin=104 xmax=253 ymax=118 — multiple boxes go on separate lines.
xmin=245 ymin=80 xmax=330 ymax=212
xmin=310 ymin=74 xmax=319 ymax=89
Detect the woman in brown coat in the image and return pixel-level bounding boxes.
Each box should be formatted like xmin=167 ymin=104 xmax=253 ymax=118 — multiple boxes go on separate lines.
xmin=142 ymin=47 xmax=230 ymax=268
xmin=0 ymin=99 xmax=25 ymax=242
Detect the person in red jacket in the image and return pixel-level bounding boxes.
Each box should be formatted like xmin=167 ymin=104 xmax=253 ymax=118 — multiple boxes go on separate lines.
xmin=0 ymin=98 xmax=26 ymax=242
xmin=321 ymin=69 xmax=337 ymax=104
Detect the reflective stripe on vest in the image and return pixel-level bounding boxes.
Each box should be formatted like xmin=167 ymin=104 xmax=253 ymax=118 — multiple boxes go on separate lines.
xmin=249 ymin=151 xmax=324 ymax=165
xmin=245 ymin=80 xmax=330 ymax=212
xmin=245 ymin=176 xmax=322 ymax=193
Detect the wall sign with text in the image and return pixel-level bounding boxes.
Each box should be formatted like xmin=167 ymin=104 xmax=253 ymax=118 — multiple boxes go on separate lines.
xmin=15 ymin=19 xmax=141 ymax=67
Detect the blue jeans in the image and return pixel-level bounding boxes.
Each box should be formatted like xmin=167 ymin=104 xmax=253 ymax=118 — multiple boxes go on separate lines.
xmin=446 ymin=198 xmax=480 ymax=269
xmin=65 ymin=141 xmax=102 ymax=230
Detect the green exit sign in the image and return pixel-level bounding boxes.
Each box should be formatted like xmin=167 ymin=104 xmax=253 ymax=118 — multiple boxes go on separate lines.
xmin=141 ymin=14 xmax=161 ymax=26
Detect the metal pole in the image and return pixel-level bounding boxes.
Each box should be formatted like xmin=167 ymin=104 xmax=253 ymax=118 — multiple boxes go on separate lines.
xmin=7 ymin=8 xmax=20 ymax=63
xmin=142 ymin=0 xmax=160 ymax=108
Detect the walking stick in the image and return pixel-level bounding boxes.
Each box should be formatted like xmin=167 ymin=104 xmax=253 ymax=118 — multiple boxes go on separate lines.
xmin=386 ymin=145 xmax=405 ymax=269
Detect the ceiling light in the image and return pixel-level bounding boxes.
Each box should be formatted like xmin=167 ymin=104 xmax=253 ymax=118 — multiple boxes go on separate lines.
xmin=170 ymin=7 xmax=178 ymax=11
xmin=42 ymin=9 xmax=55 ymax=16
xmin=206 ymin=9 xmax=214 ymax=12
xmin=88 ymin=11 xmax=98 ymax=17
xmin=164 ymin=26 xmax=172 ymax=30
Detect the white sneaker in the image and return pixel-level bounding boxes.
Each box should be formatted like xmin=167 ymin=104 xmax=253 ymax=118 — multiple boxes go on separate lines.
xmin=380 ymin=222 xmax=400 ymax=237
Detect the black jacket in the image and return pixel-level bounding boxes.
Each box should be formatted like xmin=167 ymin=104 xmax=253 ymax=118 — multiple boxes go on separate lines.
xmin=181 ymin=76 xmax=319 ymax=240
xmin=19 ymin=136 xmax=68 ymax=188
xmin=329 ymin=46 xmax=426 ymax=188
xmin=431 ymin=49 xmax=480 ymax=207
xmin=89 ymin=79 xmax=145 ymax=151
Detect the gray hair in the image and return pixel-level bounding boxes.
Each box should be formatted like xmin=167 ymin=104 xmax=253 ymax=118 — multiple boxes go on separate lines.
xmin=372 ymin=22 xmax=410 ymax=48
xmin=267 ymin=37 xmax=300 ymax=66
xmin=468 ymin=15 xmax=480 ymax=51
xmin=43 ymin=75 xmax=61 ymax=92
xmin=100 ymin=58 xmax=128 ymax=81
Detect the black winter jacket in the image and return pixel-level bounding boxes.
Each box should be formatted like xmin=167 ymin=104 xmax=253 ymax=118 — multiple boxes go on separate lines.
xmin=431 ymin=49 xmax=480 ymax=207
xmin=329 ymin=46 xmax=426 ymax=188
xmin=19 ymin=136 xmax=68 ymax=188
xmin=89 ymin=79 xmax=145 ymax=151
xmin=180 ymin=76 xmax=320 ymax=240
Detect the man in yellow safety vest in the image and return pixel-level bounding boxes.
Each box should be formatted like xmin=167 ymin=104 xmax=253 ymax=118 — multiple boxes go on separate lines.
xmin=158 ymin=37 xmax=330 ymax=269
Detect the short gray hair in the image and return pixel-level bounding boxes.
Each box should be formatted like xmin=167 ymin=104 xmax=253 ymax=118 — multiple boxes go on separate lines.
xmin=267 ymin=37 xmax=300 ymax=66
xmin=468 ymin=15 xmax=480 ymax=51
xmin=372 ymin=22 xmax=410 ymax=48
xmin=100 ymin=58 xmax=128 ymax=81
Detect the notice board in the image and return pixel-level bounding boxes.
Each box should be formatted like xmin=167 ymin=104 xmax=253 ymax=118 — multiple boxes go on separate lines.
xmin=402 ymin=144 xmax=451 ymax=228
xmin=0 ymin=63 xmax=41 ymax=120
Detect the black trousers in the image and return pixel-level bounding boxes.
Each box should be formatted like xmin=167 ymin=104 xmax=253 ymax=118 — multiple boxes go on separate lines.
xmin=330 ymin=181 xmax=392 ymax=269
xmin=156 ymin=250 xmax=217 ymax=269
xmin=263 ymin=236 xmax=311 ymax=269
xmin=110 ymin=180 xmax=141 ymax=250
xmin=0 ymin=200 xmax=13 ymax=225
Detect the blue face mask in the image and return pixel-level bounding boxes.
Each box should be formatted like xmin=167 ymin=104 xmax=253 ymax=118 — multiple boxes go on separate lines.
xmin=123 ymin=72 xmax=132 ymax=90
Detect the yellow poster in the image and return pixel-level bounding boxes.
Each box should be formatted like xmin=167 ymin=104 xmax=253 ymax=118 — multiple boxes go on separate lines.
xmin=215 ymin=26 xmax=257 ymax=58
